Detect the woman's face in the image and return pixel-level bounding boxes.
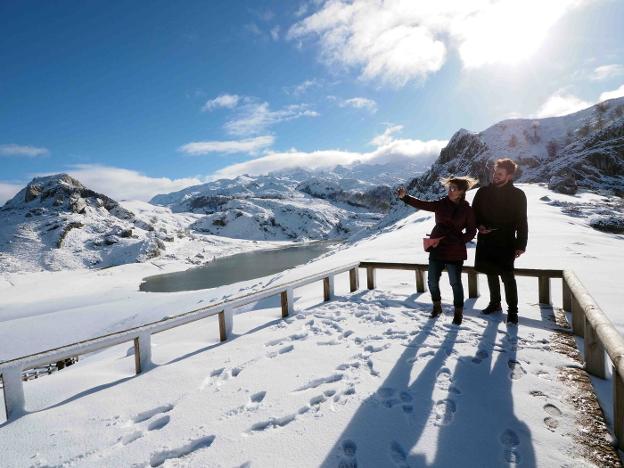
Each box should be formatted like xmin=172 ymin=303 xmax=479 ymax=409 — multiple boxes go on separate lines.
xmin=448 ymin=183 xmax=464 ymax=202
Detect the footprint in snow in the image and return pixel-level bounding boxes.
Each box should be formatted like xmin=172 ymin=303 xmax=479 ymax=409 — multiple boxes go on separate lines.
xmin=507 ymin=360 xmax=527 ymax=380
xmin=147 ymin=415 xmax=170 ymax=431
xmin=472 ymin=349 xmax=489 ymax=364
xmin=338 ymin=439 xmax=358 ymax=468
xmin=434 ymin=399 xmax=456 ymax=426
xmin=389 ymin=441 xmax=410 ymax=468
xmin=543 ymin=403 xmax=562 ymax=432
xmin=500 ymin=429 xmax=521 ymax=464
xmin=149 ymin=435 xmax=215 ymax=467
xmin=133 ymin=404 xmax=174 ymax=424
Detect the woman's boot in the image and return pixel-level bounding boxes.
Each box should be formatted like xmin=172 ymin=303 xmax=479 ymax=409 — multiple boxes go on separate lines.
xmin=430 ymin=301 xmax=442 ymax=318
xmin=452 ymin=307 xmax=463 ymax=325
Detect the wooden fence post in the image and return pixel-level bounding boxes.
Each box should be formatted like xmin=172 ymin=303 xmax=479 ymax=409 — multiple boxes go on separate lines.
xmin=538 ymin=276 xmax=551 ymax=305
xmin=349 ymin=267 xmax=359 ymax=292
xmin=281 ymin=288 xmax=294 ymax=317
xmin=614 ymin=366 xmax=624 ymax=450
xmin=366 ymin=267 xmax=376 ymax=290
xmin=571 ymin=295 xmax=585 ymax=337
xmin=562 ymin=277 xmax=572 ymax=312
xmin=584 ymin=318 xmax=606 ymax=378
xmin=468 ymin=272 xmax=479 ymax=298
xmin=134 ymin=333 xmax=152 ymax=374
xmin=219 ymin=307 xmax=234 ymax=342
xmin=415 ymin=269 xmax=426 ymax=293
xmin=2 ymin=366 xmax=25 ymax=421
xmin=323 ymin=275 xmax=335 ymax=302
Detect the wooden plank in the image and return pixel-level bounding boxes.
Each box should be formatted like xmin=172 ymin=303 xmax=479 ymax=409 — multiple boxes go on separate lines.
xmin=281 ymin=289 xmax=294 ymax=318
xmin=562 ymin=277 xmax=572 ymax=312
xmin=358 ymin=262 xmax=563 ymax=278
xmin=584 ymin=319 xmax=606 ymax=378
xmin=538 ymin=276 xmax=551 ymax=305
xmin=349 ymin=267 xmax=359 ymax=292
xmin=615 ymin=366 xmax=624 ymax=450
xmin=468 ymin=272 xmax=479 ymax=298
xmin=1 ymin=367 xmax=25 ymax=421
xmin=415 ymin=269 xmax=426 ymax=293
xmin=323 ymin=275 xmax=335 ymax=302
xmin=571 ymin=295 xmax=585 ymax=337
xmin=133 ymin=334 xmax=152 ymax=374
xmin=218 ymin=311 xmax=227 ymax=342
xmin=366 ymin=266 xmax=376 ymax=290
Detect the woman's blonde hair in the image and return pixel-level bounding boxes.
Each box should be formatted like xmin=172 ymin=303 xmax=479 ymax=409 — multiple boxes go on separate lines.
xmin=440 ymin=176 xmax=478 ymax=198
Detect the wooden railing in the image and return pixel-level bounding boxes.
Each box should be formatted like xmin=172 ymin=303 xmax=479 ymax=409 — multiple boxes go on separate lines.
xmin=2 ymin=260 xmax=623 ymax=450
xmin=0 ymin=262 xmax=360 ymax=422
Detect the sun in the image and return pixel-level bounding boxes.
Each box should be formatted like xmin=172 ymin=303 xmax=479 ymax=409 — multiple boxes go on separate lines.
xmin=457 ymin=0 xmax=569 ymax=68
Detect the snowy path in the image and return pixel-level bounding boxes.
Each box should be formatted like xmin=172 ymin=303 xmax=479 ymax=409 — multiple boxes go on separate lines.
xmin=0 ymin=271 xmax=615 ymax=467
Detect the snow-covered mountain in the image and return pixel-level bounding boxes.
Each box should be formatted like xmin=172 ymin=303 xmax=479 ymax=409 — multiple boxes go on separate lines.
xmin=150 ymin=167 xmax=400 ymax=241
xmin=0 ymin=174 xmax=266 ymax=273
xmin=407 ymin=97 xmax=624 ymax=197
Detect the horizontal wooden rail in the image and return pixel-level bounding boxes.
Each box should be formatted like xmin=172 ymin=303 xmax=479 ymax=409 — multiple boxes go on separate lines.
xmin=1 ymin=262 xmax=360 ymax=422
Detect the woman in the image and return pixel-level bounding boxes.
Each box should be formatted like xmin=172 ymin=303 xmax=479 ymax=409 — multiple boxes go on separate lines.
xmin=397 ymin=177 xmax=477 ymax=325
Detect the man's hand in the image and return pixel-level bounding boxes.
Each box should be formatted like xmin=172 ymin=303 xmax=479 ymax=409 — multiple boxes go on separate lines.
xmin=515 ymin=249 xmax=525 ymax=258
xmin=478 ymin=225 xmax=494 ymax=234
xmin=396 ymin=186 xmax=407 ymax=199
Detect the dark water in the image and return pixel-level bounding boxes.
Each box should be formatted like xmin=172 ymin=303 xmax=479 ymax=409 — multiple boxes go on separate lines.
xmin=139 ymin=242 xmax=337 ymax=292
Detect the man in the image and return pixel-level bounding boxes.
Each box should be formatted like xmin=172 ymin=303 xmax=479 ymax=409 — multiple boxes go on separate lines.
xmin=473 ymin=158 xmax=528 ymax=324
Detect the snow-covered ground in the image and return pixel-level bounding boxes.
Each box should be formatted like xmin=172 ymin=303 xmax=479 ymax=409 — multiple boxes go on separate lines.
xmin=0 ymin=184 xmax=622 ymax=466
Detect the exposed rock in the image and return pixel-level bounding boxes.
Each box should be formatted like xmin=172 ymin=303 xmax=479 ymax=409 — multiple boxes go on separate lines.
xmin=548 ymin=173 xmax=578 ymax=195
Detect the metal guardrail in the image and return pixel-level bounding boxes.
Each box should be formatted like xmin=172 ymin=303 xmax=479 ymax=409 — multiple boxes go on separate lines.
xmin=3 ymin=260 xmax=622 ymax=451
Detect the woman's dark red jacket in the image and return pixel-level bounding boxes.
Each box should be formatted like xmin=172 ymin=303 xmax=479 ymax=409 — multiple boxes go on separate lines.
xmin=401 ymin=195 xmax=477 ymax=262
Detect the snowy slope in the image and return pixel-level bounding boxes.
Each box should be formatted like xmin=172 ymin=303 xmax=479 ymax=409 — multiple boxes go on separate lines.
xmin=0 ymin=184 xmax=622 ymax=467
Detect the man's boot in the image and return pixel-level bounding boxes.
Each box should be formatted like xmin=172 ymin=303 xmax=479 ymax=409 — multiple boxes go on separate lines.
xmin=481 ymin=302 xmax=502 ymax=315
xmin=452 ymin=307 xmax=463 ymax=325
xmin=507 ymin=309 xmax=519 ymax=325
xmin=430 ymin=301 xmax=442 ymax=318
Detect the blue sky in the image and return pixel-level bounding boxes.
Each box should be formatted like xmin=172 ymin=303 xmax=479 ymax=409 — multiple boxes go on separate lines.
xmin=1 ymin=0 xmax=623 ymax=202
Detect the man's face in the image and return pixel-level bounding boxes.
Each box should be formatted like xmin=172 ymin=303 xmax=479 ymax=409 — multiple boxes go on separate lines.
xmin=492 ymin=167 xmax=512 ymax=187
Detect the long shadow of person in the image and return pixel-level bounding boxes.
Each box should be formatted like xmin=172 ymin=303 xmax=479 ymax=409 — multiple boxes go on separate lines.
xmin=320 ymin=316 xmax=459 ymax=468
xmin=433 ymin=320 xmax=537 ymax=467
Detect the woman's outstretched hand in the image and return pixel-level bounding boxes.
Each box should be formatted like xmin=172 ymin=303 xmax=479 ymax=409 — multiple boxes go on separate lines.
xmin=396 ymin=186 xmax=406 ymax=199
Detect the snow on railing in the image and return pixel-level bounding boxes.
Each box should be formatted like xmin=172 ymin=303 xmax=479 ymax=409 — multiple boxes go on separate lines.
xmin=0 ymin=262 xmax=360 ymax=422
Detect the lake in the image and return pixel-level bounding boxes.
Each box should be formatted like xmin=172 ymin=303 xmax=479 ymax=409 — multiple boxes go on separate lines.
xmin=139 ymin=241 xmax=337 ymax=292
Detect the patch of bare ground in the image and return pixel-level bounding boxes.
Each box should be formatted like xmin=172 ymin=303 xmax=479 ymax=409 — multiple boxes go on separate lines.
xmin=552 ymin=307 xmax=622 ymax=467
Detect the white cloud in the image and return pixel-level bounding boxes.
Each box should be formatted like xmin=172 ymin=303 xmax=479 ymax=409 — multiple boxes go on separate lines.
xmin=270 ymin=26 xmax=280 ymax=41
xmin=61 ymin=165 xmax=203 ymax=201
xmin=224 ymin=101 xmax=319 ymax=136
xmin=535 ymin=91 xmax=592 ymax=118
xmin=202 ymin=94 xmax=240 ymax=112
xmin=0 ymin=182 xmax=23 ymax=205
xmin=284 ymin=79 xmax=321 ymax=96
xmin=211 ymin=136 xmax=446 ymax=179
xmin=178 ymin=136 xmax=275 ymax=155
xmin=339 ymin=97 xmax=378 ymax=113
xmin=599 ymin=84 xmax=624 ymax=102
xmin=288 ymin=0 xmax=586 ymax=86
xmin=591 ymin=64 xmax=624 ymax=81
xmin=370 ymin=125 xmax=403 ymax=146
xmin=0 ymin=144 xmax=49 ymax=157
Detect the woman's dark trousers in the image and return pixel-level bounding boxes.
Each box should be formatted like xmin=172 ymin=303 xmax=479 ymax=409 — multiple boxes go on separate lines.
xmin=428 ymin=259 xmax=464 ymax=307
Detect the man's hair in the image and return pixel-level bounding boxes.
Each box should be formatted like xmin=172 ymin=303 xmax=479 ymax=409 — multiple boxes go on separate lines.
xmin=494 ymin=158 xmax=518 ymax=175
xmin=440 ymin=175 xmax=478 ymax=195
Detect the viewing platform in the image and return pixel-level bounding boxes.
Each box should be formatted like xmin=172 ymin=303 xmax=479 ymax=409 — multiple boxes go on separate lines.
xmin=0 ymin=262 xmax=621 ymax=467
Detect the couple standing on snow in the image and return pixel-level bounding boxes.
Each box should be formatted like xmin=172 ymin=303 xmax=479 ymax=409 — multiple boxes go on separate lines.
xmin=397 ymin=158 xmax=528 ymax=326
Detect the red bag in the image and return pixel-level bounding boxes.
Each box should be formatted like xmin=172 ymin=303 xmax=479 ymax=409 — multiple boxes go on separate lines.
xmin=423 ymin=236 xmax=444 ymax=252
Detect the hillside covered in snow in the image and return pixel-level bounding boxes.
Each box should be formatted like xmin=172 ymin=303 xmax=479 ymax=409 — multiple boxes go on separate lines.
xmin=408 ymin=97 xmax=624 ymax=198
